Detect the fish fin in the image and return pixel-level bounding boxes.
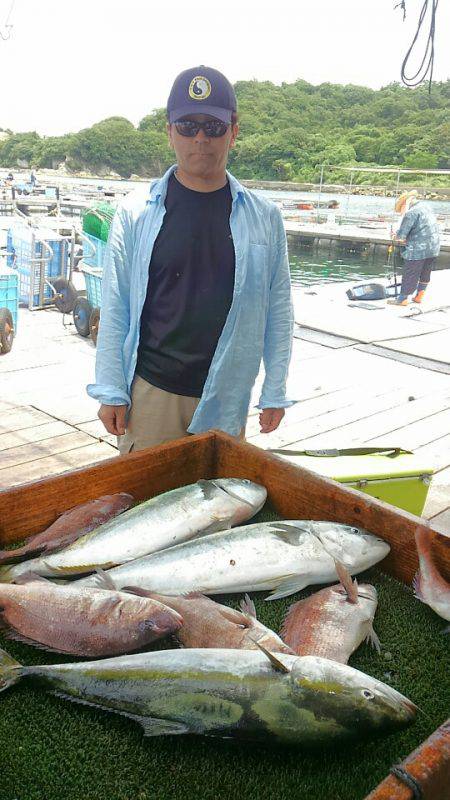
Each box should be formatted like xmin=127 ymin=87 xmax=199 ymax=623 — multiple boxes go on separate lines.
xmin=121 ymin=585 xmax=152 ymax=598
xmin=0 ymin=546 xmax=46 ymax=565
xmin=2 ymin=628 xmax=71 ymax=655
xmin=334 ymin=560 xmax=358 ymax=604
xmin=271 ymin=523 xmax=309 ymax=546
xmin=137 ymin=716 xmax=189 ymax=737
xmin=251 ymin=639 xmax=291 ymax=673
xmin=95 ymin=568 xmax=117 ymax=591
xmin=265 ymin=575 xmax=309 ymax=601
xmin=218 ymin=607 xmax=250 ymax=628
xmin=197 ymin=479 xmax=219 ymax=500
xmin=13 ymin=571 xmax=50 ymax=585
xmin=412 ymin=570 xmax=424 ymax=602
xmin=51 ymin=690 xmax=189 ymax=736
xmin=240 ymin=593 xmax=257 ymax=619
xmin=366 ymin=625 xmax=381 ymax=654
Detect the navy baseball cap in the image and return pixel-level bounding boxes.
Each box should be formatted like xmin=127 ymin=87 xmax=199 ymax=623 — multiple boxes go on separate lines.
xmin=167 ymin=66 xmax=237 ymax=124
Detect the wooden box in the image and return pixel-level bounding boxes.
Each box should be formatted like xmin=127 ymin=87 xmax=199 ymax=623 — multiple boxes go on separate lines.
xmin=0 ymin=431 xmax=448 ymax=799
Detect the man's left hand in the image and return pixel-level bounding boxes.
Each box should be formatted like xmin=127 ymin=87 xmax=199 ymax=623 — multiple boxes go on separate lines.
xmin=259 ymin=407 xmax=285 ymax=434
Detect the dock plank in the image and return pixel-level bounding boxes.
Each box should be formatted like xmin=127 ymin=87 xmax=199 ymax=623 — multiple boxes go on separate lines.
xmin=0 ymin=442 xmax=117 ymax=489
xmin=0 ymin=421 xmax=73 ymax=451
xmin=0 ymin=432 xmax=97 ymax=472
xmin=428 ymin=508 xmax=450 ymax=536
xmin=423 ymin=465 xmax=450 ymax=518
xmin=76 ymin=420 xmax=118 ymax=447
xmin=0 ymin=406 xmax=56 ymax=433
xmin=247 ymin=391 xmax=448 ymax=451
xmin=368 ymin=408 xmax=450 ymax=450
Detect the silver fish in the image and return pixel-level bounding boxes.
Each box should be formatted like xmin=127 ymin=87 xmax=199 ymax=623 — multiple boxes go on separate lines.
xmin=0 ymin=479 xmax=267 ymax=582
xmin=78 ymin=521 xmax=390 ymax=600
xmin=0 ymin=646 xmax=416 ymax=745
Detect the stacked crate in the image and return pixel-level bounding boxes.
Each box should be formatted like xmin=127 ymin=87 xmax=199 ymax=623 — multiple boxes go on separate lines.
xmin=6 ymin=224 xmax=68 ymax=308
xmin=0 ymin=264 xmax=18 ymax=332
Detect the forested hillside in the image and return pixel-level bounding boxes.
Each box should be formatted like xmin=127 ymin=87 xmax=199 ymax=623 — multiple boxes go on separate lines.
xmin=1 ymin=79 xmax=449 ymax=181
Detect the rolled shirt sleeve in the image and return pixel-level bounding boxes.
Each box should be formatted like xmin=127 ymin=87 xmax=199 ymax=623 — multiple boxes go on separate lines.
xmin=257 ymin=208 xmax=295 ymax=410
xmin=86 ymin=204 xmax=133 ymax=406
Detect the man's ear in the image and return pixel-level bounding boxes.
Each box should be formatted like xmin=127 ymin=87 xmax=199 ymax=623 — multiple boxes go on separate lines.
xmin=167 ymin=122 xmax=174 ymax=149
xmin=229 ymin=123 xmax=239 ymax=149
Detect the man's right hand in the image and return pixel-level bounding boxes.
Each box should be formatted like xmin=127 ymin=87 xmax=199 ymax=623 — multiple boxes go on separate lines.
xmin=98 ymin=404 xmax=128 ymax=436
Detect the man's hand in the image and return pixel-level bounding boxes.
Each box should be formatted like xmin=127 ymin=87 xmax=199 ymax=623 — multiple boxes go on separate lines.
xmin=98 ymin=404 xmax=128 ymax=436
xmin=259 ymin=407 xmax=285 ymax=434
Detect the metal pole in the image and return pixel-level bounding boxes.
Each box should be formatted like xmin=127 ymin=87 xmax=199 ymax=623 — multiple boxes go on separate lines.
xmin=29 ymin=233 xmax=35 ymax=310
xmin=317 ymin=164 xmax=324 ymax=221
xmin=69 ymin=226 xmax=75 ymax=282
xmin=346 ymin=169 xmax=353 ymax=218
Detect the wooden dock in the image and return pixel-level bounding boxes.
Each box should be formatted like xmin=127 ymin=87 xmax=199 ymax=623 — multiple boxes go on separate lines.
xmin=0 ymin=284 xmax=449 ymax=533
xmin=285 ymin=219 xmax=450 ymax=253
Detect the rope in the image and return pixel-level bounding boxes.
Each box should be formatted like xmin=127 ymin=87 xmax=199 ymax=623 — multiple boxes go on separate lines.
xmin=396 ymin=0 xmax=439 ymax=92
xmin=390 ymin=765 xmax=424 ymax=800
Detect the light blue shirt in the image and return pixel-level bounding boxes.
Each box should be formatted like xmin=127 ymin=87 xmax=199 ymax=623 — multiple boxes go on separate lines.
xmin=397 ymin=201 xmax=441 ymax=261
xmin=87 ymin=165 xmax=294 ymax=437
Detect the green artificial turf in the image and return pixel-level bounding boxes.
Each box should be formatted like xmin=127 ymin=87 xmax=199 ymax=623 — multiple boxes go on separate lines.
xmin=0 ymin=504 xmax=449 ymax=800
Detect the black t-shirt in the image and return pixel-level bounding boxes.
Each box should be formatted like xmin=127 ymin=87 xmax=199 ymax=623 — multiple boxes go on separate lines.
xmin=136 ymin=173 xmax=235 ymax=397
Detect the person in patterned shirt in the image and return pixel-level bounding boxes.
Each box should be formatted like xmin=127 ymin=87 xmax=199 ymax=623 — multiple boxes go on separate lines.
xmin=388 ymin=191 xmax=441 ymax=306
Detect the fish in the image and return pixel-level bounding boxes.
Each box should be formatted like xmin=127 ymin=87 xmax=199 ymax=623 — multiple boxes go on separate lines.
xmin=0 ymin=575 xmax=182 ymax=657
xmin=280 ymin=562 xmax=380 ymax=663
xmin=413 ymin=527 xmax=450 ymax=629
xmin=77 ymin=520 xmax=390 ymax=600
xmin=122 ymin=586 xmax=293 ymax=653
xmin=0 ymin=493 xmax=134 ymax=565
xmin=0 ymin=479 xmax=267 ymax=582
xmin=0 ymin=646 xmax=416 ymax=745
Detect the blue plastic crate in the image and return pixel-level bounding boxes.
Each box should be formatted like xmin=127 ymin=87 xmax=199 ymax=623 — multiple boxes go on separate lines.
xmin=82 ymin=233 xmax=108 ymax=269
xmin=0 ymin=264 xmax=19 ymax=333
xmin=7 ymin=224 xmax=68 ymax=307
xmin=82 ymin=266 xmax=103 ymax=309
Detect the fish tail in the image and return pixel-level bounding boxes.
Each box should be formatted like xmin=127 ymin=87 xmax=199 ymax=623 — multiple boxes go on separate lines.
xmin=0 ymin=564 xmax=17 ymax=583
xmin=0 ymin=646 xmax=22 ymax=693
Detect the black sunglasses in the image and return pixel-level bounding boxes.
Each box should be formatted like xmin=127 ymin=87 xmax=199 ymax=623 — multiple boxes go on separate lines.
xmin=174 ymin=119 xmax=230 ymax=138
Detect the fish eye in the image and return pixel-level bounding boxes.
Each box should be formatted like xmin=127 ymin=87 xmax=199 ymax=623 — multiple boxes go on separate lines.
xmin=351 ymin=528 xmax=359 ymax=534
xmin=361 ymin=689 xmax=375 ymax=700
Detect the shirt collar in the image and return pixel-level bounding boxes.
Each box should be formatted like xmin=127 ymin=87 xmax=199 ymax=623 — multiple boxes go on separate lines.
xmin=148 ymin=164 xmax=245 ymax=204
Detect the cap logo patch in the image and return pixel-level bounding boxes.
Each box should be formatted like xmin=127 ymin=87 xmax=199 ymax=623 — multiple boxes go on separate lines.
xmin=189 ymin=76 xmax=211 ymax=101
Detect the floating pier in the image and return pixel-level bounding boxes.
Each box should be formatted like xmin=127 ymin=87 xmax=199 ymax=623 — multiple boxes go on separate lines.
xmin=285 ymin=219 xmax=450 ymax=254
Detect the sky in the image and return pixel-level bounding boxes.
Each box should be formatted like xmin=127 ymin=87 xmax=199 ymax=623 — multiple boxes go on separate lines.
xmin=1 ymin=0 xmax=449 ymax=136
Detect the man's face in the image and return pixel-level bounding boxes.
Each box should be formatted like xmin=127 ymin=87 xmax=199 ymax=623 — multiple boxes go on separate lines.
xmin=167 ymin=114 xmax=239 ymax=179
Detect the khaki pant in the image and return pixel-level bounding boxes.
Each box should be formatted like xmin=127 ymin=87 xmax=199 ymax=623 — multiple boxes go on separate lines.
xmin=118 ymin=375 xmax=200 ymax=454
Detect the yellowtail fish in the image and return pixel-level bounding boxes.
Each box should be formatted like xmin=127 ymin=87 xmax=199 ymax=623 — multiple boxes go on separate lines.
xmin=78 ymin=521 xmax=390 ymax=601
xmin=0 ymin=646 xmax=416 ymax=745
xmin=0 ymin=479 xmax=266 ymax=582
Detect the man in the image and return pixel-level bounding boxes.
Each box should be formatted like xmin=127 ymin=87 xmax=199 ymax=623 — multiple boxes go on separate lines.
xmin=88 ymin=66 xmax=294 ymax=452
xmin=388 ymin=190 xmax=440 ymax=306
